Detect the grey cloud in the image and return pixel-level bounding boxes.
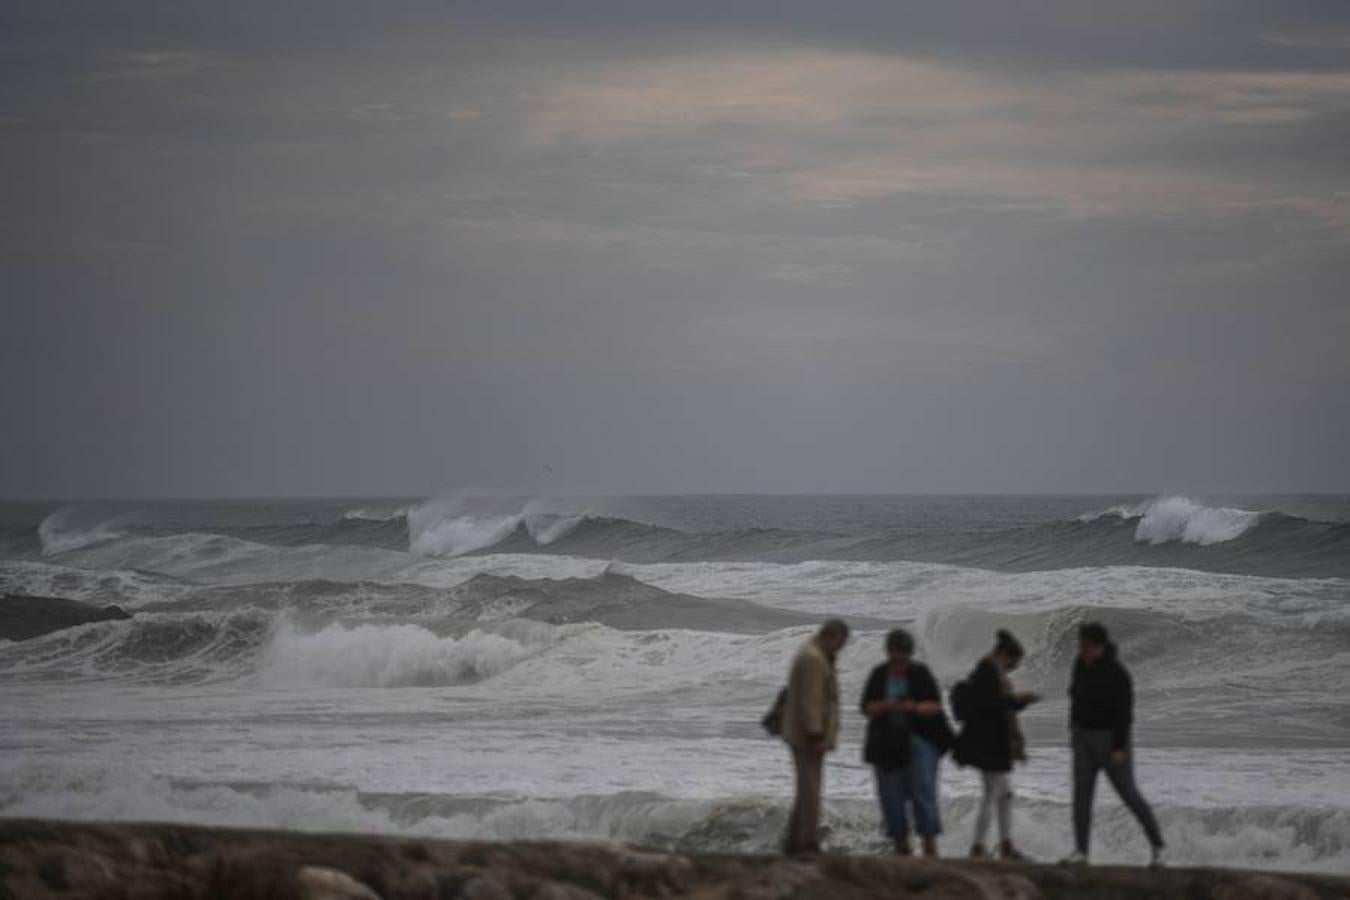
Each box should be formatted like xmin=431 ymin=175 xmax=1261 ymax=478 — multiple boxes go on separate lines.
xmin=1 ymin=3 xmax=1347 ymax=496
xmin=6 ymin=1 xmax=1350 ymax=70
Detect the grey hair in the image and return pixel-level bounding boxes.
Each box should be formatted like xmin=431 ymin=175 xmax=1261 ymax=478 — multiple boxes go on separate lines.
xmin=819 ymin=618 xmax=850 ymax=640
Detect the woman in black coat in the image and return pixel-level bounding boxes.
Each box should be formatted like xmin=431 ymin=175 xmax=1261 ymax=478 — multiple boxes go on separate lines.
xmin=860 ymin=629 xmax=955 ymax=857
xmin=954 ymin=630 xmax=1039 ymax=860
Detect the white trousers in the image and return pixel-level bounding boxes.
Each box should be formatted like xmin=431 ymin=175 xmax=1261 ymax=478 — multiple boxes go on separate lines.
xmin=973 ymin=771 xmax=1012 ymax=845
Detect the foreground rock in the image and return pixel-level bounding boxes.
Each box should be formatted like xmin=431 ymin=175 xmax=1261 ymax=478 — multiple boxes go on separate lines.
xmin=0 ymin=595 xmax=131 ymax=642
xmin=1 ymin=819 xmax=1345 ymax=900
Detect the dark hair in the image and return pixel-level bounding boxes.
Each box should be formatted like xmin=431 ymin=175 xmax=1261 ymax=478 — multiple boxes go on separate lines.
xmin=1079 ymin=622 xmax=1109 ymax=646
xmin=886 ymin=629 xmax=914 ymax=654
xmin=820 ymin=618 xmax=850 ymax=641
xmin=994 ymin=629 xmax=1024 ymax=659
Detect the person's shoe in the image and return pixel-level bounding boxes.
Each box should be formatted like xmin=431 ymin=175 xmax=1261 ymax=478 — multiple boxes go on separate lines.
xmin=921 ymin=837 xmax=939 ymax=859
xmin=894 ymin=837 xmax=912 ymax=856
xmin=998 ymin=841 xmax=1028 ymax=862
xmin=1150 ymin=846 xmax=1166 ymax=869
xmin=969 ymin=843 xmax=987 ymax=859
xmin=1059 ymin=850 xmax=1088 ymax=867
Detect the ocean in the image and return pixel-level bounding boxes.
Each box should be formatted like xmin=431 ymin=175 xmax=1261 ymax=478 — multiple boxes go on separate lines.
xmin=1 ymin=494 xmax=1348 ymax=871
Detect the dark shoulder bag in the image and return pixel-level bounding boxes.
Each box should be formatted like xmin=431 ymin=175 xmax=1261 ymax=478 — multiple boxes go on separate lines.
xmin=761 ymin=687 xmax=788 ymax=736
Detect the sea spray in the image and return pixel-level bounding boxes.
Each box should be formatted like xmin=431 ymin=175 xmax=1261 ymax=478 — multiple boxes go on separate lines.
xmin=1131 ymin=495 xmax=1263 ymax=545
xmin=38 ymin=506 xmax=127 ymax=556
xmin=406 ymin=495 xmax=591 ymax=557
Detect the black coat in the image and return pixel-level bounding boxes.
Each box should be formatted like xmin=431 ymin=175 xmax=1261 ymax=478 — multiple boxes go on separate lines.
xmin=1069 ymin=643 xmax=1133 ymax=750
xmin=954 ymin=657 xmax=1029 ymax=773
xmin=860 ymin=661 xmax=955 ymax=770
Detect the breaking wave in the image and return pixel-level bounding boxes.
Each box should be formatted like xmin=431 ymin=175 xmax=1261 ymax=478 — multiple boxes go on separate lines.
xmin=397 ymin=494 xmax=1350 ymax=577
xmin=0 ymin=570 xmax=818 ymax=685
xmin=0 ymin=560 xmax=191 ymax=609
xmin=1083 ymin=495 xmax=1262 ymax=545
xmin=16 ymin=494 xmax=1348 ymax=578
xmin=409 ymin=512 xmax=521 ymax=558
xmin=0 ymin=609 xmax=273 ymax=684
xmin=257 ymin=620 xmax=555 ymax=688
xmin=406 ymin=497 xmax=594 ymax=558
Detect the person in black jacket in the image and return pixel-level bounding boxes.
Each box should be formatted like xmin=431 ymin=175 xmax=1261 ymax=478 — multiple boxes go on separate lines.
xmin=1062 ymin=622 xmax=1165 ymax=867
xmin=954 ymin=629 xmax=1039 ymax=860
xmin=860 ymin=629 xmax=954 ymax=857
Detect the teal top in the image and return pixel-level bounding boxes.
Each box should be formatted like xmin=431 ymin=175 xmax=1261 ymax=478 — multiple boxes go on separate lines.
xmin=886 ymin=674 xmax=924 ymax=751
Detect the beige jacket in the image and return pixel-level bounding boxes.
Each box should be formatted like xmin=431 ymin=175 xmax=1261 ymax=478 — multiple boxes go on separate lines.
xmin=782 ymin=637 xmax=840 ymax=750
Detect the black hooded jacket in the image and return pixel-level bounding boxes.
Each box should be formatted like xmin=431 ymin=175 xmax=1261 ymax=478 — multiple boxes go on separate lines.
xmin=1069 ymin=643 xmax=1133 ymax=750
xmin=953 ymin=657 xmax=1030 ymax=773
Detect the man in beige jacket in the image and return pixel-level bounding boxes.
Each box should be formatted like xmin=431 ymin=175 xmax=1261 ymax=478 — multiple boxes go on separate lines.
xmin=782 ymin=618 xmax=850 ymax=857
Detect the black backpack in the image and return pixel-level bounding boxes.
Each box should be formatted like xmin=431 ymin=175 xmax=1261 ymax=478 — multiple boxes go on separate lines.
xmin=949 ymin=679 xmax=973 ymax=722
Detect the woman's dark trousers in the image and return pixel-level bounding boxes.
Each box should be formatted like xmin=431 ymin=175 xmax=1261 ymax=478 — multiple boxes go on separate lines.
xmin=1072 ymin=728 xmax=1164 ymax=854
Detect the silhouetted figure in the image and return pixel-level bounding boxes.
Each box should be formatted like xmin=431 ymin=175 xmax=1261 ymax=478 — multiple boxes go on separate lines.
xmin=954 ymin=629 xmax=1039 ymax=860
xmin=861 ymin=628 xmax=954 ymax=857
xmin=781 ymin=618 xmax=849 ymax=857
xmin=1062 ymin=622 xmax=1165 ymax=868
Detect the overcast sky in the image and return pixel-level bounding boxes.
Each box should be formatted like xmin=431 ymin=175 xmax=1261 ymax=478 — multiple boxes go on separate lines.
xmin=2 ymin=1 xmax=1348 ymax=498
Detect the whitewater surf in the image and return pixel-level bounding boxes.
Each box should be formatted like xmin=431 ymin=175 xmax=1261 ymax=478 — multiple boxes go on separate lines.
xmin=1 ymin=494 xmax=1347 ymax=871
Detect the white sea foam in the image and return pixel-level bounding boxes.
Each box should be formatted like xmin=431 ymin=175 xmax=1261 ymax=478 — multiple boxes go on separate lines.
xmin=477 ymin=624 xmax=813 ymax=700
xmin=0 ymin=560 xmax=191 ymax=608
xmin=0 ymin=765 xmax=426 ymax=835
xmin=627 ymin=557 xmax=1342 ymax=625
xmin=2 ymin=762 xmax=1346 ymax=871
xmin=51 ymin=531 xmax=275 ymax=579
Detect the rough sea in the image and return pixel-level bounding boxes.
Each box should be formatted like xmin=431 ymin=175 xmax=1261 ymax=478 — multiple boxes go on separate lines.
xmin=2 ymin=494 xmax=1348 ymax=871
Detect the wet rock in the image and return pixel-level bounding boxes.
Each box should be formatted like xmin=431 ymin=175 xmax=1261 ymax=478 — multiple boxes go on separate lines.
xmin=295 ymin=865 xmax=381 ymax=900
xmin=0 ymin=818 xmax=1345 ymax=900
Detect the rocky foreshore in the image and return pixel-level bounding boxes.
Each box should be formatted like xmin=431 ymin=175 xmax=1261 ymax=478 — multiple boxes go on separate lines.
xmin=1 ymin=819 xmax=1345 ymax=900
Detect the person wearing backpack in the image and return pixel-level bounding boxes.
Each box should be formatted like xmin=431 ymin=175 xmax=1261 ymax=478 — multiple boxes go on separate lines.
xmin=953 ymin=629 xmax=1039 ymax=860
xmin=860 ymin=629 xmax=955 ymax=857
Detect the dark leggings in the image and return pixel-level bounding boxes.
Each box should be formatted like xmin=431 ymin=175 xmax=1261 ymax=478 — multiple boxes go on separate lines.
xmin=1072 ymin=728 xmax=1164 ymax=854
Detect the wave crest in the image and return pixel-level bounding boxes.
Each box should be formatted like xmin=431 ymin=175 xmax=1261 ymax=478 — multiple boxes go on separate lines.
xmin=1133 ymin=496 xmax=1263 ymax=545
xmin=257 ymin=620 xmax=555 ymax=688
xmin=1080 ymin=495 xmax=1263 ymax=546
xmin=342 ymin=505 xmax=409 ymax=523
xmin=38 ymin=507 xmax=126 ymax=556
xmin=0 ymin=609 xmax=272 ymax=683
xmin=407 ymin=497 xmax=592 ymax=558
